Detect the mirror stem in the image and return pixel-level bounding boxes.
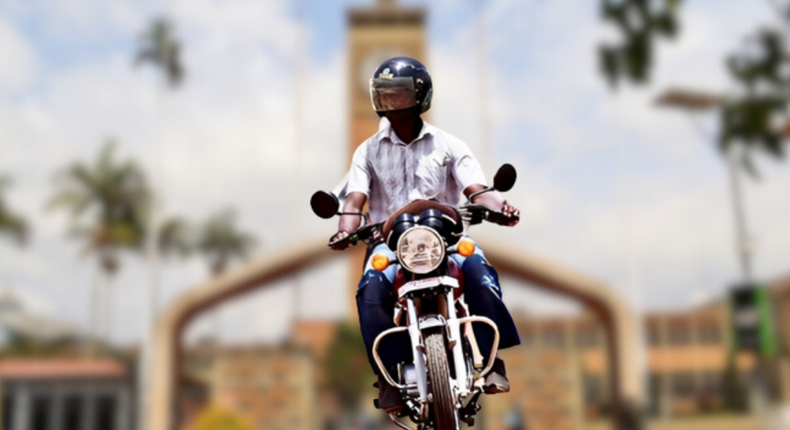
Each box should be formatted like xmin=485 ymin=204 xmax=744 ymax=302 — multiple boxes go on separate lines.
xmin=467 ymin=187 xmax=493 ymax=203
xmin=337 ymin=212 xmax=369 ymax=222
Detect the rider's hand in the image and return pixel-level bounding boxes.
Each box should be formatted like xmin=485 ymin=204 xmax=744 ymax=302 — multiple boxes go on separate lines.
xmin=329 ymin=230 xmax=350 ymax=250
xmin=502 ymin=201 xmax=520 ymax=227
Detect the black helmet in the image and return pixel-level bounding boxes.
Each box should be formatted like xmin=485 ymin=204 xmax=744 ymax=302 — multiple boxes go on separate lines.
xmin=370 ymin=57 xmax=432 ymax=117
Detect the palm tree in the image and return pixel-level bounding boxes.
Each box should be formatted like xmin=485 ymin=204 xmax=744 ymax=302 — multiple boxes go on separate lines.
xmin=195 ymin=209 xmax=256 ymax=345
xmin=196 ymin=209 xmax=256 ymax=276
xmin=134 ymin=15 xmax=185 ymax=330
xmin=48 ymin=140 xmax=151 ymax=353
xmin=135 ymin=18 xmax=185 ymax=427
xmin=135 ymin=17 xmax=184 ymax=88
xmin=0 ymin=175 xmax=28 ymax=245
xmin=158 ymin=216 xmax=192 ymax=259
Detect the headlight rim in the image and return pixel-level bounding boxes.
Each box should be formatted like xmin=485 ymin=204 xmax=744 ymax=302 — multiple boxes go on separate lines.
xmin=396 ymin=225 xmax=446 ymax=274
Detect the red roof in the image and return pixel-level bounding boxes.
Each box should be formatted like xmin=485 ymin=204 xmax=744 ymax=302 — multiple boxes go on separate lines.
xmin=0 ymin=359 xmax=128 ymax=380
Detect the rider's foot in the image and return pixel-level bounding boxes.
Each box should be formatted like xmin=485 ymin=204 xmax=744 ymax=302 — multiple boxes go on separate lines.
xmin=378 ymin=374 xmax=405 ymax=414
xmin=484 ymin=357 xmax=510 ymax=394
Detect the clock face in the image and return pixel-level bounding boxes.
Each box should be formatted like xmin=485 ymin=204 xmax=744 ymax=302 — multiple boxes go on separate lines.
xmin=358 ymin=47 xmax=406 ymax=94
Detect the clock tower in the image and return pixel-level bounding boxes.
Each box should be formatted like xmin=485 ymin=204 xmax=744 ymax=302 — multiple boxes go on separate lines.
xmin=346 ymin=0 xmax=427 ymax=320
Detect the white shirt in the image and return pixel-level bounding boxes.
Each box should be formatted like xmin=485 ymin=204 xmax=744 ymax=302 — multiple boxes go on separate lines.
xmin=346 ymin=121 xmax=488 ymax=224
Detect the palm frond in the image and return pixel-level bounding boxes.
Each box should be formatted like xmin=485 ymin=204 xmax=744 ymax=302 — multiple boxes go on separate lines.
xmin=159 ymin=217 xmax=194 ymax=258
xmin=0 ymin=174 xmax=29 ymax=245
xmin=48 ymin=140 xmax=153 ymax=273
xmin=135 ymin=17 xmax=185 ymax=88
xmin=196 ymin=209 xmax=258 ymax=275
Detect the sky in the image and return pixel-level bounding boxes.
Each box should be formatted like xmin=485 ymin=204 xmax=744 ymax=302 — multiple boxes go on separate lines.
xmin=1 ymin=0 xmax=789 ymax=345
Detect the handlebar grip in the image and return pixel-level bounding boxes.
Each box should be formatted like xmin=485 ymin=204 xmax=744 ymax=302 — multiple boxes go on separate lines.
xmin=483 ymin=210 xmax=513 ymax=226
xmin=328 ymin=235 xmax=357 ymax=249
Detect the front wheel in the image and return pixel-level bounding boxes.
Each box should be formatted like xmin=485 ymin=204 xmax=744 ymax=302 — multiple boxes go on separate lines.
xmin=425 ymin=332 xmax=459 ymax=430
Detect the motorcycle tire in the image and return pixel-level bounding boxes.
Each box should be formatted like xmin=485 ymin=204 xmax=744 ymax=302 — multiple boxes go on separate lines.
xmin=425 ymin=332 xmax=459 ymax=430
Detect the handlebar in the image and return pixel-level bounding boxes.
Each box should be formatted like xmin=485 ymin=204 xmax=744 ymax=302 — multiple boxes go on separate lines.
xmin=328 ymin=204 xmax=514 ymax=249
xmin=459 ymin=204 xmax=515 ymax=226
xmin=328 ymin=223 xmax=381 ymax=249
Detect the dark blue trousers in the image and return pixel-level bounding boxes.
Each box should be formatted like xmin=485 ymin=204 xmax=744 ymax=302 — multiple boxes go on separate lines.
xmin=356 ymin=253 xmax=521 ymax=373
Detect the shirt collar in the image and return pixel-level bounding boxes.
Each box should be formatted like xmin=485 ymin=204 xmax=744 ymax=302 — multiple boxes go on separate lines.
xmin=378 ymin=119 xmax=434 ymax=146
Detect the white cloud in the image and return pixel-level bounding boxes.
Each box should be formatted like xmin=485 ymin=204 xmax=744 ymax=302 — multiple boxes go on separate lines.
xmin=0 ymin=17 xmax=37 ymax=92
xmin=431 ymin=0 xmax=790 ymax=313
xmin=0 ymin=0 xmax=350 ymax=344
xmin=1 ymin=0 xmax=788 ymax=347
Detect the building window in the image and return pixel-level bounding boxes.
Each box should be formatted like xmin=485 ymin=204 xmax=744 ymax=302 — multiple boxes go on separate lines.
xmin=520 ymin=329 xmax=535 ymax=348
xmin=64 ymin=395 xmax=84 ymax=430
xmin=646 ymin=326 xmax=662 ymax=347
xmin=31 ymin=395 xmax=51 ymax=430
xmin=698 ymin=323 xmax=722 ymax=345
xmin=3 ymin=393 xmax=14 ymax=430
xmin=583 ymin=375 xmax=605 ymax=404
xmin=542 ymin=328 xmax=566 ymax=350
xmin=96 ymin=394 xmax=117 ymax=430
xmin=667 ymin=323 xmax=692 ymax=346
xmin=671 ymin=373 xmax=695 ymax=397
xmin=576 ymin=328 xmax=600 ymax=349
xmin=700 ymin=372 xmax=721 ymax=394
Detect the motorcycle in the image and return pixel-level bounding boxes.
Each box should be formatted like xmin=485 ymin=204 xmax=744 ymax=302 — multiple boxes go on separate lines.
xmin=310 ymin=164 xmax=518 ymax=430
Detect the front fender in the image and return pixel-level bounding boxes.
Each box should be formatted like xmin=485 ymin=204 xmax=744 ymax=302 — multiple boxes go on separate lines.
xmin=417 ymin=315 xmax=447 ymax=333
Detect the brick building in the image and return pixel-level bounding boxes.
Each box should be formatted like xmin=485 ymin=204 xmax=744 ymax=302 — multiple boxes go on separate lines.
xmin=182 ymin=344 xmax=319 ymax=430
xmin=485 ymin=278 xmax=790 ymax=430
xmin=0 ymin=358 xmax=133 ymax=430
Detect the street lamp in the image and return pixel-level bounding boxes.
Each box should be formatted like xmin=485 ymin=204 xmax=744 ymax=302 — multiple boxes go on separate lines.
xmin=654 ymin=88 xmax=755 ymax=283
xmin=655 ymin=88 xmax=786 ymax=424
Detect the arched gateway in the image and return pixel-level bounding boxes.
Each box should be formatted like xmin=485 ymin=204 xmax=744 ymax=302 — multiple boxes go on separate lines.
xmin=145 ymin=239 xmax=643 ymax=430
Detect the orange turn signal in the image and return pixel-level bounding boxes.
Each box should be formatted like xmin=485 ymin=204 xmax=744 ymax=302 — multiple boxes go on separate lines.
xmin=371 ymin=253 xmax=390 ymax=271
xmin=457 ymin=238 xmax=476 ymax=257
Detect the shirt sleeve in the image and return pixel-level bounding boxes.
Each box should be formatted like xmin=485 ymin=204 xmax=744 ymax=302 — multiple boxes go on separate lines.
xmin=449 ymin=136 xmax=487 ymax=190
xmin=346 ymin=142 xmax=371 ymax=196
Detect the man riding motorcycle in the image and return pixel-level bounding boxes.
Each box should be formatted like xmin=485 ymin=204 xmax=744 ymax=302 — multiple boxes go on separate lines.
xmin=329 ymin=57 xmax=522 ymax=414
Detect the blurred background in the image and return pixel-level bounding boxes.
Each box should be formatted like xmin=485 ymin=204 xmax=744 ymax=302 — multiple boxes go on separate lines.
xmin=2 ymin=0 xmax=790 ymax=429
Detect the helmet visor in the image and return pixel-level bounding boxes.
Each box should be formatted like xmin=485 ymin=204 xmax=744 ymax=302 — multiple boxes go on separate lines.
xmin=370 ymin=77 xmax=417 ymax=112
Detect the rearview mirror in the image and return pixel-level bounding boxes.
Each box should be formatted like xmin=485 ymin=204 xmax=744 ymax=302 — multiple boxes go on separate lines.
xmin=310 ymin=191 xmax=340 ymax=219
xmin=493 ymin=164 xmax=517 ymax=192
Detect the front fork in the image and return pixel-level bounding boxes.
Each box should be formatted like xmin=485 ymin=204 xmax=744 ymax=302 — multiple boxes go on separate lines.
xmin=372 ymin=289 xmax=501 ymax=407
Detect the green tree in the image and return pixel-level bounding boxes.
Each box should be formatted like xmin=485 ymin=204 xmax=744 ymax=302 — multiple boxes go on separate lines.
xmin=601 ymin=0 xmax=790 ymax=163
xmin=134 ymin=14 xmax=185 ymax=330
xmin=134 ymin=16 xmax=187 ymax=427
xmin=720 ymin=26 xmax=790 ymax=163
xmin=599 ymin=0 xmax=682 ymax=88
xmin=194 ymin=209 xmax=255 ymax=344
xmin=158 ymin=216 xmax=193 ymax=259
xmin=0 ymin=175 xmax=28 ymax=245
xmin=196 ymin=209 xmax=256 ymax=276
xmin=324 ymin=322 xmax=374 ymax=413
xmin=48 ymin=140 xmax=151 ymax=352
xmin=135 ymin=17 xmax=184 ymax=88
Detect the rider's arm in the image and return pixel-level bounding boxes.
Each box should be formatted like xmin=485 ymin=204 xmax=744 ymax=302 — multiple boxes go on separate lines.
xmin=330 ymin=192 xmax=367 ymax=250
xmin=330 ymin=141 xmax=371 ymax=249
xmin=447 ymin=136 xmax=520 ymax=226
xmin=464 ymin=185 xmax=520 ymax=227
xmin=338 ymin=192 xmax=367 ymax=234
xmin=464 ymin=184 xmax=504 ymax=208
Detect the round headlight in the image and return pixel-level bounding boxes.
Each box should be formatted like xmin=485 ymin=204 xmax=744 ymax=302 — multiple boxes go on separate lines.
xmin=396 ymin=226 xmax=445 ymax=274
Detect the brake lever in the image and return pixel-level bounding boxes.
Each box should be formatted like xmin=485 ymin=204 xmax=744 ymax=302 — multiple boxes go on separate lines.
xmin=328 ymin=234 xmax=358 ymax=249
xmin=460 ymin=204 xmax=485 ymax=225
xmin=328 ymin=222 xmax=382 ymax=249
xmin=460 ymin=204 xmax=513 ymax=226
